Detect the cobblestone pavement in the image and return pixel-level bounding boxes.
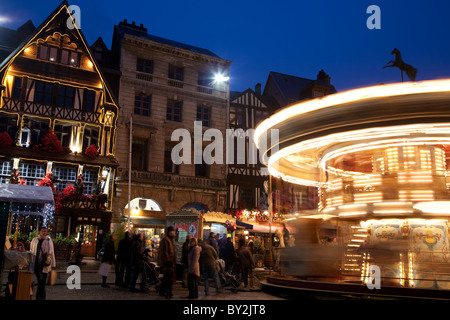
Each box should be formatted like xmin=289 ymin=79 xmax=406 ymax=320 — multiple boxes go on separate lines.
xmin=2 ymin=258 xmax=285 ymax=301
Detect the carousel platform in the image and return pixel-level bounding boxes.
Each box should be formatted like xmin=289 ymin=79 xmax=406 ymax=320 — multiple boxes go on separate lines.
xmin=261 ymin=275 xmax=450 ymax=300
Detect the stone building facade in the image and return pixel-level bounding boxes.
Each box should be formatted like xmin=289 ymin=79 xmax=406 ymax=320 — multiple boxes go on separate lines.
xmin=102 ymin=20 xmax=231 ymax=227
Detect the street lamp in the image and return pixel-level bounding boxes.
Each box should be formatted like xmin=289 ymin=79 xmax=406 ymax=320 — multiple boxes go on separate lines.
xmin=213 ymin=73 xmax=230 ymax=84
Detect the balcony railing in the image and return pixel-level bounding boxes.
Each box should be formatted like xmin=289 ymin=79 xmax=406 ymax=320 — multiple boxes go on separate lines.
xmin=132 ymin=72 xmax=227 ymax=100
xmin=2 ymin=97 xmax=102 ymax=124
xmin=116 ymin=168 xmax=226 ymax=190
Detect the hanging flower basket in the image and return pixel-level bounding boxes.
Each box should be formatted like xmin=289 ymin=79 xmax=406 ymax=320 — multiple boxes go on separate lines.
xmin=0 ymin=131 xmax=12 ymax=147
xmin=37 ymin=129 xmax=64 ymax=153
xmin=84 ymin=144 xmax=98 ymax=159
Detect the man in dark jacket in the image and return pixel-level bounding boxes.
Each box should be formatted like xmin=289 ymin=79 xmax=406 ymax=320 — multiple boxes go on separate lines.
xmin=237 ymin=239 xmax=255 ymax=289
xmin=206 ymin=232 xmax=219 ymax=254
xmin=159 ymin=226 xmax=177 ymax=299
xmin=181 ymin=234 xmax=193 ymax=288
xmin=115 ymin=231 xmax=132 ymax=287
xmin=129 ymin=233 xmax=144 ymax=292
xmin=200 ymin=240 xmax=222 ymax=295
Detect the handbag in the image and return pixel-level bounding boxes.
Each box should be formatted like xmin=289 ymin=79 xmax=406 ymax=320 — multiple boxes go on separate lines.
xmin=44 ymin=253 xmax=52 ymax=266
xmin=98 ymin=262 xmax=111 ymax=277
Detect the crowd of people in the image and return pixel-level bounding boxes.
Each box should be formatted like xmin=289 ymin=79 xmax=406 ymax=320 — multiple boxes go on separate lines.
xmin=98 ymin=227 xmax=257 ymax=299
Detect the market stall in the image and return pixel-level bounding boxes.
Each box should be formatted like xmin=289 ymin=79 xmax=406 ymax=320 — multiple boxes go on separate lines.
xmin=0 ymin=184 xmax=54 ymax=300
xmin=124 ymin=197 xmax=166 ymax=254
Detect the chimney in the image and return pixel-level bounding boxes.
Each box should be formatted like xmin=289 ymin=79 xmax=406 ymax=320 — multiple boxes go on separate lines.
xmin=255 ymin=83 xmax=262 ymax=96
xmin=317 ymin=70 xmax=331 ymax=85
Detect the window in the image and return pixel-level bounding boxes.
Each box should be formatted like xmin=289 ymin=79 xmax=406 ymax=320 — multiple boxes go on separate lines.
xmin=254 ymin=110 xmax=269 ymax=128
xmin=83 ymin=168 xmax=98 ymax=195
xmin=166 ymin=99 xmax=182 ymax=122
xmin=134 ymin=94 xmax=151 ymax=116
xmin=198 ymin=72 xmax=212 ymax=87
xmin=18 ymin=162 xmax=46 ymax=185
xmin=54 ymin=124 xmax=72 ymax=148
xmin=0 ymin=115 xmax=19 ymax=142
xmin=48 ymin=47 xmax=58 ymax=62
xmin=168 ymin=64 xmax=184 ymax=81
xmin=27 ymin=118 xmax=50 ymax=145
xmin=0 ymin=160 xmax=12 ymax=184
xmin=12 ymin=77 xmax=24 ymax=99
xmin=84 ymin=89 xmax=96 ymax=111
xmin=196 ymin=106 xmax=210 ymax=127
xmin=132 ymin=139 xmax=148 ymax=170
xmin=82 ymin=126 xmax=99 ymax=151
xmin=137 ymin=58 xmax=153 ymax=74
xmin=34 ymin=81 xmax=54 ymax=105
xmin=195 ymin=163 xmax=210 ymax=178
xmin=230 ymin=106 xmax=245 ymax=127
xmin=52 ymin=166 xmax=77 ymax=191
xmin=164 ymin=143 xmax=179 ymax=174
xmin=56 ymin=85 xmax=75 ymax=108
xmin=38 ymin=45 xmax=79 ymax=67
xmin=38 ymin=45 xmax=48 ymax=60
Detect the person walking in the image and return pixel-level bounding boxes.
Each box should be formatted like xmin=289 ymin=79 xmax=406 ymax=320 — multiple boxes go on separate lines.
xmin=29 ymin=226 xmax=56 ymax=300
xmin=200 ymin=240 xmax=222 ymax=296
xmin=237 ymin=239 xmax=255 ymax=290
xmin=129 ymin=233 xmax=144 ymax=292
xmin=181 ymin=234 xmax=192 ymax=288
xmin=115 ymin=231 xmax=132 ymax=287
xmin=187 ymin=237 xmax=202 ymax=299
xmin=159 ymin=226 xmax=176 ymax=299
xmin=99 ymin=234 xmax=116 ymax=287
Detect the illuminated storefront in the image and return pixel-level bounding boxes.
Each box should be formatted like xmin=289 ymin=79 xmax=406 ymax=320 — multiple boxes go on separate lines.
xmin=255 ymin=80 xmax=450 ymax=290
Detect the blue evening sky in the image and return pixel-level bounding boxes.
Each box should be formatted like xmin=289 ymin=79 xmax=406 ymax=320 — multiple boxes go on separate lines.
xmin=1 ymin=0 xmax=449 ymax=93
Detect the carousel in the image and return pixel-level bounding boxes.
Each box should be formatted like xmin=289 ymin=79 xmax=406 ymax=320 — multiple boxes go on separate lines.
xmin=254 ymin=79 xmax=450 ymax=299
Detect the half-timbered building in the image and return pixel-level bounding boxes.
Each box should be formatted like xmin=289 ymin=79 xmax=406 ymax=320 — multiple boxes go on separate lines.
xmin=0 ymin=2 xmax=119 ymax=256
xmin=227 ymin=85 xmax=273 ymax=213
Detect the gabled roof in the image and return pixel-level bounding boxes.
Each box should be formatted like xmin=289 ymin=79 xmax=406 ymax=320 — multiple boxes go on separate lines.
xmin=262 ymin=71 xmax=337 ymax=107
xmin=0 ymin=20 xmax=35 ymax=62
xmin=231 ymin=88 xmax=270 ymax=109
xmin=264 ymin=71 xmax=314 ymax=102
xmin=0 ymin=0 xmax=119 ymax=107
xmin=114 ymin=20 xmax=221 ymax=59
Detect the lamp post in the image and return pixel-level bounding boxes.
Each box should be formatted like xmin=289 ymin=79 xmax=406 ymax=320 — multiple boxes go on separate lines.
xmin=127 ymin=113 xmax=133 ymax=231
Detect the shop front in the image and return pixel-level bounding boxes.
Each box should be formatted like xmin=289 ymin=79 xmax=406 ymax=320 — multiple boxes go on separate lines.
xmin=125 ymin=198 xmax=166 ymax=254
xmin=234 ymin=210 xmax=297 ymax=269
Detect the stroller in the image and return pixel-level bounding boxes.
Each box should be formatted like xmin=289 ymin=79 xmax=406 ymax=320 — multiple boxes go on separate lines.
xmin=217 ymin=259 xmax=240 ymax=293
xmin=141 ymin=252 xmax=161 ymax=292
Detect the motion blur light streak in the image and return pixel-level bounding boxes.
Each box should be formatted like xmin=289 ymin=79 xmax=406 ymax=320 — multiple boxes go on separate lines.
xmin=259 ymin=79 xmax=450 ymax=294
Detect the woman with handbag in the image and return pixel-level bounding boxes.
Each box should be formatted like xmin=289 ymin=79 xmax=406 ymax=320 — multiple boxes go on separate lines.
xmin=99 ymin=234 xmax=116 ymax=287
xmin=29 ymin=226 xmax=56 ymax=300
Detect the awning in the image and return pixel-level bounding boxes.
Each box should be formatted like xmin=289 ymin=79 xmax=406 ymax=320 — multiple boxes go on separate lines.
xmin=236 ymin=220 xmax=253 ymax=229
xmin=0 ymin=184 xmax=54 ymax=204
xmin=203 ymin=211 xmax=235 ymax=224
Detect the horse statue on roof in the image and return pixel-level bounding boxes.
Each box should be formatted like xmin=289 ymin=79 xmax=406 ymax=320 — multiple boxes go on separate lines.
xmin=383 ymin=48 xmax=417 ymax=82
